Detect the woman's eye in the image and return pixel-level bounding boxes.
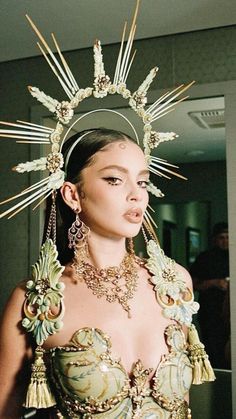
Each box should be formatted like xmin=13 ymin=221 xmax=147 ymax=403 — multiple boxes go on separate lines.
xmin=104 ymin=177 xmax=122 ymax=185
xmin=138 ymin=180 xmax=149 ymax=188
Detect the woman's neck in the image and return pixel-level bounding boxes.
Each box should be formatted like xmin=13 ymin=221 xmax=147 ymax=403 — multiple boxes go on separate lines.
xmin=87 ymin=233 xmax=127 ymax=269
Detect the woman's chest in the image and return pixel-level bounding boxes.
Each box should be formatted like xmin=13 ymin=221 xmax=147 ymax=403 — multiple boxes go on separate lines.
xmin=44 ymin=277 xmax=174 ymax=374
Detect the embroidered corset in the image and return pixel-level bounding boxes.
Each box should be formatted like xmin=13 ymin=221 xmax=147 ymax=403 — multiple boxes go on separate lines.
xmin=48 ymin=324 xmax=192 ymax=418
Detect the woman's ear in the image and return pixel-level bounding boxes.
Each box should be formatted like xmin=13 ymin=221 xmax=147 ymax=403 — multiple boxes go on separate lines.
xmin=60 ymin=182 xmax=81 ymax=211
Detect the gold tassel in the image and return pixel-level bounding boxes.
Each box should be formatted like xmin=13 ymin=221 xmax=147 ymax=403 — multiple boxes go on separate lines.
xmin=188 ymin=324 xmax=216 ymax=385
xmin=187 ymin=407 xmax=192 ymax=419
xmin=24 ymin=346 xmax=56 ymax=408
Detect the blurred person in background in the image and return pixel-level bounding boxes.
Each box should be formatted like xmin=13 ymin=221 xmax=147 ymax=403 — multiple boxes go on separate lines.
xmin=190 ymin=222 xmax=230 ymax=368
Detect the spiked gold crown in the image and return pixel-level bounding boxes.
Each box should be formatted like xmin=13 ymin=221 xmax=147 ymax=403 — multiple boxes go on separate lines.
xmin=0 ymin=0 xmax=193 ymax=226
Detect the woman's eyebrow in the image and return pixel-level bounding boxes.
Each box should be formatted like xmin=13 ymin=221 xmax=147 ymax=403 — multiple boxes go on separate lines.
xmin=99 ymin=165 xmax=149 ymax=176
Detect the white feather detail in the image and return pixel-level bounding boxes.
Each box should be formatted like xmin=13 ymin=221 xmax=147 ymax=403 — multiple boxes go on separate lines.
xmin=94 ymin=40 xmax=105 ymax=78
xmin=14 ymin=158 xmax=47 ymax=173
xmin=147 ymin=182 xmax=164 ymax=198
xmin=93 ymin=41 xmax=111 ymax=98
xmin=137 ymin=67 xmax=158 ymax=95
xmin=28 ymin=86 xmax=59 ymax=113
xmin=46 ymin=170 xmax=65 ymax=190
xmin=152 ymin=131 xmax=178 ymax=144
xmin=129 ymin=68 xmax=158 ymax=111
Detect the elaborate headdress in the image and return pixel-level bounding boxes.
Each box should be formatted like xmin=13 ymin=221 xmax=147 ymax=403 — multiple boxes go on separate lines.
xmin=0 ymin=0 xmax=193 ymax=228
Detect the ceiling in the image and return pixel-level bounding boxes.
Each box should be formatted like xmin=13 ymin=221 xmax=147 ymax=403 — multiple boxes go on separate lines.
xmin=0 ymin=0 xmax=235 ymax=63
xmin=1 ymin=0 xmax=233 ymax=163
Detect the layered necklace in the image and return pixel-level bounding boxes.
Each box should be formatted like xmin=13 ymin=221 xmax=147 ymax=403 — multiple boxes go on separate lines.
xmin=73 ymin=249 xmax=140 ymax=318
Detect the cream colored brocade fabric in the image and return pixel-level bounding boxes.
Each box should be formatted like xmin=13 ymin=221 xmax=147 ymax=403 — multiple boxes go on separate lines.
xmin=47 ymin=324 xmax=192 ymax=418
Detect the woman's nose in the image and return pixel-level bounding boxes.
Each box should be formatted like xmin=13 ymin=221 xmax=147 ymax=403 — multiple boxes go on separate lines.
xmin=127 ymin=184 xmax=142 ymax=202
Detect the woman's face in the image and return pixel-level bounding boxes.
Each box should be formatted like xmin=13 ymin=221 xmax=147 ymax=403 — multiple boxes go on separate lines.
xmin=78 ymin=140 xmax=149 ymax=239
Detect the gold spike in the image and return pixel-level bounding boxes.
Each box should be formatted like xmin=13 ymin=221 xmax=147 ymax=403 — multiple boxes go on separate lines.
xmin=37 ymin=42 xmax=73 ymax=99
xmin=116 ymin=0 xmax=140 ymax=83
xmin=21 ymin=177 xmax=50 ymax=193
xmin=0 ymin=134 xmax=49 ymax=142
xmin=123 ymin=49 xmax=137 ymax=83
xmin=114 ymin=21 xmax=127 ymax=84
xmin=131 ymin=0 xmax=140 ymax=33
xmin=147 ymin=85 xmax=184 ymax=113
xmin=150 ymin=156 xmax=179 ymax=168
xmin=144 ymin=207 xmax=157 ymax=228
xmin=0 ymin=188 xmax=47 ymax=219
xmin=8 ymin=189 xmax=48 ymax=219
xmin=0 ymin=129 xmax=48 ymax=137
xmin=148 ymin=81 xmax=195 ymax=117
xmin=16 ymin=140 xmax=50 ymax=144
xmin=26 ymin=15 xmax=74 ymax=98
xmin=119 ymin=24 xmax=136 ymax=81
xmin=149 ymin=108 xmax=175 ymax=122
xmin=26 ymin=14 xmax=52 ymax=51
xmin=17 ymin=120 xmax=53 ymax=132
xmin=32 ymin=190 xmax=52 ymax=210
xmin=151 ymin=96 xmax=189 ymax=122
xmin=143 ymin=215 xmax=158 ymax=243
xmin=149 ymin=167 xmax=171 ymax=179
xmin=0 ymin=120 xmax=52 ymax=134
xmin=150 ymin=161 xmax=187 ymax=180
xmin=147 ymin=204 xmax=155 ymax=213
xmin=151 ymin=156 xmax=168 ymax=162
xmin=0 ymin=178 xmax=49 ymax=206
xmin=51 ymin=33 xmax=79 ymax=92
xmin=20 ymin=178 xmax=50 ymax=194
xmin=119 ymin=23 xmax=136 ymax=82
xmin=151 ymin=94 xmax=188 ymax=118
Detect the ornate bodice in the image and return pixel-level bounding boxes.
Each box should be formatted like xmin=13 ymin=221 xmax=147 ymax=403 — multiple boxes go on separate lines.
xmin=23 ymin=240 xmax=215 ymax=417
xmin=47 ymin=324 xmax=192 ymax=418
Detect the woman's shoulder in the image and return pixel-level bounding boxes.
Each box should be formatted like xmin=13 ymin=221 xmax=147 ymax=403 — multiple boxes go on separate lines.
xmin=0 ymin=280 xmax=32 ymax=354
xmin=175 ymin=262 xmax=193 ymax=289
xmin=0 ymin=281 xmax=29 ymax=338
xmin=2 ymin=280 xmax=27 ymax=315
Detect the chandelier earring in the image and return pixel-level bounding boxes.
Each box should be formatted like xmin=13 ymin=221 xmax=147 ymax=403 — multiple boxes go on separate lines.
xmin=68 ymin=209 xmax=90 ymax=250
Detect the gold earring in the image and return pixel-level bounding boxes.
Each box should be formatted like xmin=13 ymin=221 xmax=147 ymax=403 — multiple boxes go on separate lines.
xmin=68 ymin=210 xmax=90 ymax=250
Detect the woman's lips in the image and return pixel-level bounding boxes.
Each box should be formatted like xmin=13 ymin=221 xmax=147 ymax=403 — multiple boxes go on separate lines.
xmin=123 ymin=208 xmax=143 ymax=224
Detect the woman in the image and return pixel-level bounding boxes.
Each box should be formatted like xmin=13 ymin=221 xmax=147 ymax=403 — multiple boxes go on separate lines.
xmin=0 ymin=128 xmax=214 ymax=418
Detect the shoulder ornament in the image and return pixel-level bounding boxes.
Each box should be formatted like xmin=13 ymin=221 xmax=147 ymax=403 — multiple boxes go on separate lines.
xmin=146 ymin=240 xmax=199 ymax=326
xmin=22 ymin=239 xmax=65 ymax=346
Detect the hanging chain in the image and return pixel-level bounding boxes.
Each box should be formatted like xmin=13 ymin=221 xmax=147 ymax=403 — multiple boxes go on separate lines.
xmin=142 ymin=222 xmax=159 ymax=244
xmin=141 ymin=225 xmax=149 ymax=244
xmin=46 ymin=191 xmax=57 ymax=244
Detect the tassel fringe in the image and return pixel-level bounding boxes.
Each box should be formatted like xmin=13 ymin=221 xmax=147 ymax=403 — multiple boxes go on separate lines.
xmin=188 ymin=324 xmax=216 ymax=385
xmin=25 ymin=346 xmax=56 ymax=408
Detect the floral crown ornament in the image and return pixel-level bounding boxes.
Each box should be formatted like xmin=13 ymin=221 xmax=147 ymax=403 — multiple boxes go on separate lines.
xmin=0 ymin=0 xmax=194 ymax=223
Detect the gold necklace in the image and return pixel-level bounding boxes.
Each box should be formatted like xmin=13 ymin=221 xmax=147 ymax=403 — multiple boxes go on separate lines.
xmin=73 ymin=251 xmax=139 ymax=318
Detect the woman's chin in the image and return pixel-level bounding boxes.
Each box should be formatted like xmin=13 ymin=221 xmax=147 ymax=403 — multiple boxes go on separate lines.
xmin=89 ymin=222 xmax=142 ymax=240
xmin=123 ymin=225 xmax=142 ymax=238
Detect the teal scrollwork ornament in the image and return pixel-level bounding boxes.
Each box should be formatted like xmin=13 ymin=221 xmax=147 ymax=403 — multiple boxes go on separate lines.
xmin=22 ymin=238 xmax=65 ymax=345
xmin=146 ymin=240 xmax=199 ymax=326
